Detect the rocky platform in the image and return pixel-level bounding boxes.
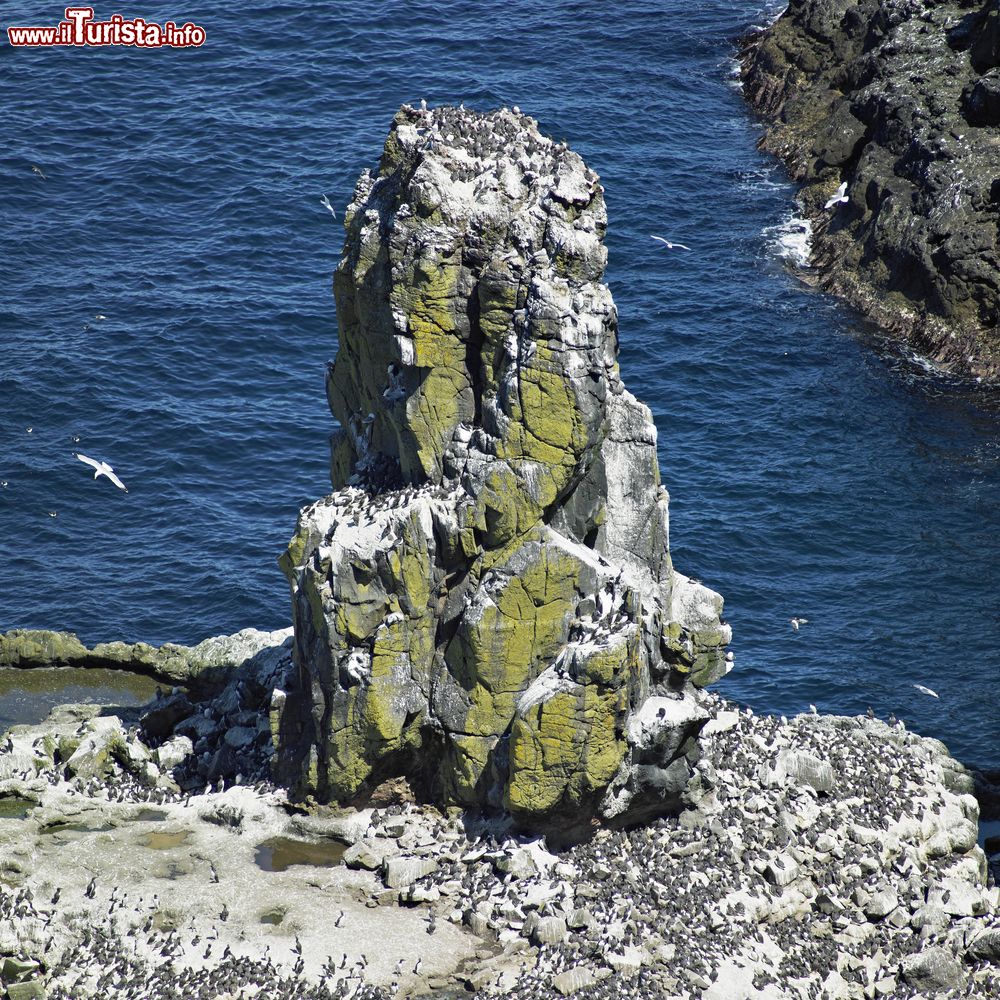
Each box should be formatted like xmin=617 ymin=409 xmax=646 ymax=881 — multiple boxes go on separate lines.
xmin=0 ymin=652 xmax=998 ymax=1000
xmin=274 ymin=104 xmax=730 ymax=831
xmin=742 ymin=0 xmax=1000 ymax=379
xmin=0 ymin=627 xmax=292 ymax=690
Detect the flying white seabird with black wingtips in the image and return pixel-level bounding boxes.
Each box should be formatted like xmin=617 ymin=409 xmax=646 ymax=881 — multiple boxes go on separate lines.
xmin=825 ymin=182 xmax=849 ymax=209
xmin=651 ymin=235 xmax=692 ymax=250
xmin=74 ymin=453 xmax=128 ymax=492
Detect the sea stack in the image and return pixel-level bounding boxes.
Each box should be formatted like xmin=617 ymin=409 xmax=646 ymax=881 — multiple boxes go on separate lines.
xmin=742 ymin=0 xmax=1000 ymax=379
xmin=275 ymin=105 xmax=730 ymax=831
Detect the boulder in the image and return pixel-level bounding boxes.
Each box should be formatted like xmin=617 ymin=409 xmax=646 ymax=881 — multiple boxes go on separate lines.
xmin=342 ymin=840 xmax=387 ymax=871
xmin=274 ymin=104 xmax=728 ymax=830
xmin=962 ymin=71 xmax=1000 ymax=126
xmin=65 ymin=717 xmax=125 ymax=780
xmin=968 ymin=928 xmax=1000 ymax=963
xmin=899 ymin=946 xmax=965 ymax=992
xmin=6 ymin=983 xmax=46 ymax=1000
xmin=761 ymin=749 xmax=835 ymax=794
xmin=156 ymin=734 xmax=193 ymax=771
xmin=382 ymin=856 xmax=437 ymax=888
xmin=551 ymin=966 xmax=597 ymax=995
xmin=522 ymin=912 xmax=567 ymax=946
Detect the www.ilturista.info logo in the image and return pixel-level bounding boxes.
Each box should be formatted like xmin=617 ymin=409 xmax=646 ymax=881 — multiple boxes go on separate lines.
xmin=7 ymin=7 xmax=206 ymax=48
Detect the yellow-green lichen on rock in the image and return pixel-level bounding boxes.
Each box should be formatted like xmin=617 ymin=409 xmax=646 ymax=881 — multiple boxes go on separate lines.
xmin=276 ymin=104 xmax=730 ymax=830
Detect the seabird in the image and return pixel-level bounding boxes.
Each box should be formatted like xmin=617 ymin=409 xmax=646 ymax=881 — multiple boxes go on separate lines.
xmin=31 ymin=165 xmax=47 ymax=180
xmin=74 ymin=453 xmax=128 ymax=492
xmin=824 ymin=182 xmax=849 ymax=209
xmin=790 ymin=617 xmax=808 ymax=630
xmin=319 ymin=194 xmax=337 ymax=218
xmin=651 ymin=235 xmax=691 ymax=250
xmin=94 ymin=314 xmax=107 ymax=320
xmin=913 ymin=683 xmax=939 ymax=698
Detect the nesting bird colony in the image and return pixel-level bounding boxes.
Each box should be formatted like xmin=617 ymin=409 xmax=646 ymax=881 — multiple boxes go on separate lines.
xmin=0 ymin=659 xmax=998 ymax=999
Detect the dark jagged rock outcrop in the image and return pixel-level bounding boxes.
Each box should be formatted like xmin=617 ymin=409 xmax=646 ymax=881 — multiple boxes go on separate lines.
xmin=743 ymin=0 xmax=1000 ymax=378
xmin=274 ymin=105 xmax=730 ymax=831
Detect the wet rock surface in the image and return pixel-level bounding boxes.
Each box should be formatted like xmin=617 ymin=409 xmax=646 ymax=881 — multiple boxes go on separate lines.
xmin=742 ymin=0 xmax=1000 ymax=379
xmin=275 ymin=104 xmax=730 ymax=830
xmin=1 ymin=674 xmax=998 ymax=1000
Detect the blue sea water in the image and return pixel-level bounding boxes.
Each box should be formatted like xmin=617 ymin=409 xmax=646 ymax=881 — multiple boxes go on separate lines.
xmin=2 ymin=1 xmax=998 ymax=771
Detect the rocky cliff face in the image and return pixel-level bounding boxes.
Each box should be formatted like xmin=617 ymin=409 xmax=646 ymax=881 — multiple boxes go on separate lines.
xmin=274 ymin=105 xmax=730 ymax=831
xmin=743 ymin=0 xmax=1000 ymax=379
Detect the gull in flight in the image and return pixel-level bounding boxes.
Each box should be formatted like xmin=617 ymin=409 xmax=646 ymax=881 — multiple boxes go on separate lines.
xmin=319 ymin=194 xmax=336 ymax=219
xmin=913 ymin=683 xmax=939 ymax=698
xmin=824 ymin=182 xmax=849 ymax=210
xmin=651 ymin=235 xmax=691 ymax=250
xmin=74 ymin=453 xmax=128 ymax=492
xmin=32 ymin=164 xmax=47 ymax=180
xmin=790 ymin=617 xmax=808 ymax=630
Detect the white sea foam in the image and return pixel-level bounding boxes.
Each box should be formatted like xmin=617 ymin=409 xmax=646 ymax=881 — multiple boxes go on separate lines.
xmin=906 ymin=349 xmax=948 ymax=375
xmin=764 ymin=214 xmax=813 ymax=267
xmin=767 ymin=4 xmax=789 ymax=27
xmin=748 ymin=3 xmax=790 ymax=32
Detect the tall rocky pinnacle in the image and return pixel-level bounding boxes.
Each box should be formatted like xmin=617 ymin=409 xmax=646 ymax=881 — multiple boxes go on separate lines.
xmin=274 ymin=105 xmax=730 ymax=832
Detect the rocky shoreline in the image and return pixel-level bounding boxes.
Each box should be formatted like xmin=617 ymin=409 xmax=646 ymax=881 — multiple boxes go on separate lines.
xmin=4 ymin=98 xmax=999 ymax=1000
xmin=741 ymin=0 xmax=1000 ymax=380
xmin=0 ymin=633 xmax=998 ymax=999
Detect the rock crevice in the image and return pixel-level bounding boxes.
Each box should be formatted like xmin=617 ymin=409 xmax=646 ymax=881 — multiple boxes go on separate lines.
xmin=275 ymin=105 xmax=730 ymax=830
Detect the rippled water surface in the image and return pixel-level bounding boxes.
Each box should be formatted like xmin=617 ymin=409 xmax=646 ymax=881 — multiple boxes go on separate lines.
xmin=3 ymin=1 xmax=998 ymax=768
